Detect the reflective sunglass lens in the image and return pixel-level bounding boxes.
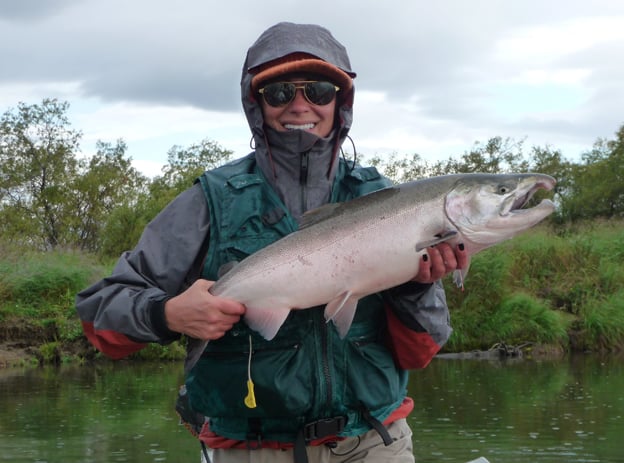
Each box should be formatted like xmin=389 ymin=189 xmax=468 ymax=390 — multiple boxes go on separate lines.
xmin=260 ymin=81 xmax=339 ymax=107
xmin=304 ymin=82 xmax=337 ymax=105
xmin=263 ymin=83 xmax=295 ymax=107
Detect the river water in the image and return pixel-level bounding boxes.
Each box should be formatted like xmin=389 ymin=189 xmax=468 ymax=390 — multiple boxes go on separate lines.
xmin=0 ymin=355 xmax=622 ymax=463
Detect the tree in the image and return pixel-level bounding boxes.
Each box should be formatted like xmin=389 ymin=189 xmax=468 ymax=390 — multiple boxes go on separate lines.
xmin=528 ymin=145 xmax=574 ymax=221
xmin=0 ymin=99 xmax=81 ymax=249
xmin=99 ymin=138 xmax=233 ymax=258
xmin=438 ymin=136 xmax=530 ymax=174
xmin=368 ymin=152 xmax=432 ymax=183
xmin=564 ymin=126 xmax=624 ymax=221
xmin=368 ymin=137 xmax=532 ymax=182
xmin=160 ymin=139 xmax=234 ymax=190
xmin=149 ymin=138 xmax=234 ymax=212
xmin=72 ymin=140 xmax=147 ymax=252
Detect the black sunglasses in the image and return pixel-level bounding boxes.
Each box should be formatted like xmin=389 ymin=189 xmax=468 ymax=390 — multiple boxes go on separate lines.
xmin=258 ymin=81 xmax=340 ymax=107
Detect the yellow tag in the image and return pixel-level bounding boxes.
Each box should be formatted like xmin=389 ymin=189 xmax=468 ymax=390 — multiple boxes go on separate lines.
xmin=244 ymin=379 xmax=257 ymax=409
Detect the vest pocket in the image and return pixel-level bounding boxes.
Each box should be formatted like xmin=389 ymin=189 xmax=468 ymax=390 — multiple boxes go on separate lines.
xmin=345 ymin=339 xmax=403 ymax=409
xmin=187 ymin=340 xmax=314 ymax=418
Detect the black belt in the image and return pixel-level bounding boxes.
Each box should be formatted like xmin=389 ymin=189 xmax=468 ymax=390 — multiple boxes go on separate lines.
xmin=295 ymin=416 xmax=347 ymax=463
xmin=294 ymin=405 xmax=394 ymax=463
xmin=247 ymin=406 xmax=393 ymax=463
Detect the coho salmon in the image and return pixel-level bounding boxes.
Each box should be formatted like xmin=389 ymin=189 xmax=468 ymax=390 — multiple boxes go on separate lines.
xmin=207 ymin=173 xmax=556 ymax=342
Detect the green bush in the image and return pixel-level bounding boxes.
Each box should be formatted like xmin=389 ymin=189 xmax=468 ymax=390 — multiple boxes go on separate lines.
xmin=576 ymin=290 xmax=624 ymax=351
xmin=445 ymin=221 xmax=624 ymax=352
xmin=2 ymin=220 xmax=624 ymax=360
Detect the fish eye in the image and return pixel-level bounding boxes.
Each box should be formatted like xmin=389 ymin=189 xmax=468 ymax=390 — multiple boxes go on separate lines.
xmin=497 ymin=184 xmax=511 ymax=195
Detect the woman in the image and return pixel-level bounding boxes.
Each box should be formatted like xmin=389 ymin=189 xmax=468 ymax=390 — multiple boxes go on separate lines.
xmin=76 ymin=22 xmax=467 ymax=463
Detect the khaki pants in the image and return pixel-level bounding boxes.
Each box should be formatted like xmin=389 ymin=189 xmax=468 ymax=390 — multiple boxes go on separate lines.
xmin=204 ymin=419 xmax=415 ymax=463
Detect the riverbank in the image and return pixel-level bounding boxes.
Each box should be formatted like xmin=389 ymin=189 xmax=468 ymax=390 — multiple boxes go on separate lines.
xmin=0 ymin=324 xmax=185 ymax=367
xmin=1 ymin=220 xmax=623 ymax=367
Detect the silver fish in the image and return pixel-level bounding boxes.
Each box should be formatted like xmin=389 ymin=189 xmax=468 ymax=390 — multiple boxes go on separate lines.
xmin=187 ymin=173 xmax=555 ymax=370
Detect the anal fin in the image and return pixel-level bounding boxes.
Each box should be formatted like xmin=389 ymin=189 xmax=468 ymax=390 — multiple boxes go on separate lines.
xmin=324 ymin=291 xmax=360 ymax=338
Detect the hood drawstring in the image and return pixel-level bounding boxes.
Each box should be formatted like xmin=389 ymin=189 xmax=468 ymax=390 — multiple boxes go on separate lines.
xmin=346 ymin=134 xmax=358 ymax=173
xmin=338 ymin=135 xmax=358 ymax=175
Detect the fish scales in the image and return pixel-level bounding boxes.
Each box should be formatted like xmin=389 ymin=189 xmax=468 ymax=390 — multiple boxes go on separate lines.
xmin=207 ymin=173 xmax=556 ymax=344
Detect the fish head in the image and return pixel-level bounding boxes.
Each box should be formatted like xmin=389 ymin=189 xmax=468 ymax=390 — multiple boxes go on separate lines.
xmin=445 ymin=173 xmax=556 ymax=253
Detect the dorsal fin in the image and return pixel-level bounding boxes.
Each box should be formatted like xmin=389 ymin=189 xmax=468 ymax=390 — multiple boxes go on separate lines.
xmin=217 ymin=261 xmax=239 ymax=278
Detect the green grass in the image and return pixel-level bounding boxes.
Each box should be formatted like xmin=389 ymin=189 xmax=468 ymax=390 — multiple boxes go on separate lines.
xmin=1 ymin=220 xmax=623 ymax=363
xmin=0 ymin=251 xmax=98 ymax=332
xmin=443 ymin=221 xmax=624 ymax=352
xmin=0 ymin=248 xmax=188 ymax=364
xmin=575 ymin=290 xmax=624 ymax=351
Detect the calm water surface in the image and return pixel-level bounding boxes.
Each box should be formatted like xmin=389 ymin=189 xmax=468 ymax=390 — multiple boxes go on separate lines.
xmin=0 ymin=355 xmax=622 ymax=463
xmin=409 ymin=355 xmax=623 ymax=462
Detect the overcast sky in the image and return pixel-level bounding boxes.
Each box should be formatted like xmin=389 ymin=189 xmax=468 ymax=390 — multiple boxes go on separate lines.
xmin=1 ymin=0 xmax=623 ymax=177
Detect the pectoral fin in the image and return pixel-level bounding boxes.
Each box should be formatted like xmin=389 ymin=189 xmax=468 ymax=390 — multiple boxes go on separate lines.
xmin=415 ymin=230 xmax=458 ymax=252
xmin=324 ymin=291 xmax=359 ymax=338
xmin=244 ymin=306 xmax=291 ymax=341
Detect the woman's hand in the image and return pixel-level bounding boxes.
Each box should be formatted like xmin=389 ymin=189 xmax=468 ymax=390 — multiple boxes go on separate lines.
xmin=413 ymin=243 xmax=469 ymax=284
xmin=164 ymin=279 xmax=246 ymax=340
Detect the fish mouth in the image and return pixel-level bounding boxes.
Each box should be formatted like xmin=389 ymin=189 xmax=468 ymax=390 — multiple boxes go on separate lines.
xmin=444 ymin=172 xmax=557 ymax=248
xmin=505 ymin=174 xmax=556 ymax=216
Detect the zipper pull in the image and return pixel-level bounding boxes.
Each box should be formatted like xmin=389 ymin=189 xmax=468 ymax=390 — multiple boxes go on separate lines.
xmin=300 ymin=151 xmax=309 ymax=186
xmin=244 ymin=335 xmax=257 ymax=409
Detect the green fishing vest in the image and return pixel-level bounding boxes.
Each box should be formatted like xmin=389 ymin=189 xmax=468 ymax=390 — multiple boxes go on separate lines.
xmin=186 ymin=153 xmax=409 ymax=443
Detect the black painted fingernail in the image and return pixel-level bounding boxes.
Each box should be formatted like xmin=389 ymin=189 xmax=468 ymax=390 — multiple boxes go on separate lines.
xmin=458 ymin=243 xmax=465 ymax=251
xmin=423 ymin=254 xmax=429 ymax=262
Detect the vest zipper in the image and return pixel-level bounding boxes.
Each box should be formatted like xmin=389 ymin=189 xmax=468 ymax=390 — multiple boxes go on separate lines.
xmin=300 ymin=150 xmax=310 ymax=213
xmin=301 ymin=152 xmax=333 ymax=412
xmin=316 ymin=308 xmax=333 ymax=412
xmin=301 ymin=152 xmax=333 ymax=411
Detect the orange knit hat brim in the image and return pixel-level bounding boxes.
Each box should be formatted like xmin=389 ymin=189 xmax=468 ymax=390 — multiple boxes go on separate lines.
xmin=251 ymin=57 xmax=353 ymax=94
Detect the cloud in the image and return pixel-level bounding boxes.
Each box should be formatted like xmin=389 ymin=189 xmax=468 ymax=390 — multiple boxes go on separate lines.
xmin=1 ymin=0 xmax=623 ymax=174
xmin=0 ymin=0 xmax=78 ymax=21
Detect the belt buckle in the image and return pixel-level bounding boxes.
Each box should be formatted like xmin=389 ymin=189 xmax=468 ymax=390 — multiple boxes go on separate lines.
xmin=303 ymin=416 xmax=347 ymax=441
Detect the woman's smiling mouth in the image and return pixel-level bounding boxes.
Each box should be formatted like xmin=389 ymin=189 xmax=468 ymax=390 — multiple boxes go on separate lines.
xmin=283 ymin=123 xmax=316 ymax=130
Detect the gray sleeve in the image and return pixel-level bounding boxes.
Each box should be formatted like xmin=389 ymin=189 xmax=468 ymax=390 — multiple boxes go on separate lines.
xmin=76 ymin=183 xmax=211 ymax=343
xmin=383 ymin=280 xmax=453 ymax=347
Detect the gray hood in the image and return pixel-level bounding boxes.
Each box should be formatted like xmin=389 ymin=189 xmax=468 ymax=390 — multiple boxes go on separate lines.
xmin=240 ymin=22 xmax=357 ymax=221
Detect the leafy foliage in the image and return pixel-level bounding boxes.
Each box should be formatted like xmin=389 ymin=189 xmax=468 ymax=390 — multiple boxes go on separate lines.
xmin=0 ymin=99 xmax=81 ymax=249
xmin=444 ymin=221 xmax=624 ymax=352
xmin=0 ymin=98 xmax=623 ymax=358
xmin=367 ymin=128 xmax=624 ymax=225
xmin=72 ymin=139 xmax=148 ymax=252
xmin=557 ymin=128 xmax=624 ymax=221
xmin=99 ymin=138 xmax=233 ymax=257
xmin=2 ymin=98 xmax=623 ymax=258
xmin=0 ymin=100 xmax=233 ymax=256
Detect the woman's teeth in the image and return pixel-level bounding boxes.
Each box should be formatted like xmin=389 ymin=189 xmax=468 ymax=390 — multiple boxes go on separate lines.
xmin=284 ymin=123 xmax=315 ymax=130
